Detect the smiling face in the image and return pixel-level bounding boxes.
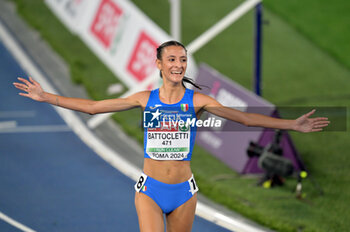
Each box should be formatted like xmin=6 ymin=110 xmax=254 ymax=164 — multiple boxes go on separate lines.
xmin=156 ymin=45 xmax=187 ymax=85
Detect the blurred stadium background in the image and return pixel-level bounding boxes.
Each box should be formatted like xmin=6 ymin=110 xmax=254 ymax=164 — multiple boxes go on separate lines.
xmin=1 ymin=0 xmax=350 ymax=231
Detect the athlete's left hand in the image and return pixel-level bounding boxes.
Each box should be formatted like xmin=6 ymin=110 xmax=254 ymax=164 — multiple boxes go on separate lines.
xmin=294 ymin=109 xmax=330 ymax=133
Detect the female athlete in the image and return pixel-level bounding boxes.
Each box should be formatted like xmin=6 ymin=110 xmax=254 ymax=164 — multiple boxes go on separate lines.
xmin=13 ymin=40 xmax=329 ymax=232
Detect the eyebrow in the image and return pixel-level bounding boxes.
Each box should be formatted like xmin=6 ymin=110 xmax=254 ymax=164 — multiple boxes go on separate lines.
xmin=166 ymin=55 xmax=187 ymax=58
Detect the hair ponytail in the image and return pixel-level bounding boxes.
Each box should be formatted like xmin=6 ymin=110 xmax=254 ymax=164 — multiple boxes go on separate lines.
xmin=182 ymin=76 xmax=202 ymax=90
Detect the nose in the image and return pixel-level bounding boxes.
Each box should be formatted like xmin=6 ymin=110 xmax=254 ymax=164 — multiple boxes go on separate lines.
xmin=174 ymin=59 xmax=182 ymax=67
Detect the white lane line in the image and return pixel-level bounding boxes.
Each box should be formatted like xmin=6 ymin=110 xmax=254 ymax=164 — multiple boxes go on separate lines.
xmin=0 ymin=120 xmax=17 ymax=129
xmin=0 ymin=111 xmax=36 ymax=118
xmin=0 ymin=124 xmax=71 ymax=133
xmin=196 ymin=204 xmax=267 ymax=232
xmin=0 ymin=211 xmax=37 ymax=232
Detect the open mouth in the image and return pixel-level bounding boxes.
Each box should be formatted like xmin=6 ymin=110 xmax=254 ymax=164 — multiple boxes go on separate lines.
xmin=171 ymin=71 xmax=183 ymax=75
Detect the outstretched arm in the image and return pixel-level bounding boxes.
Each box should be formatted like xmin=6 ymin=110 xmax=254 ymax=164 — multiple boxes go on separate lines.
xmin=13 ymin=77 xmax=146 ymax=115
xmin=194 ymin=92 xmax=330 ymax=133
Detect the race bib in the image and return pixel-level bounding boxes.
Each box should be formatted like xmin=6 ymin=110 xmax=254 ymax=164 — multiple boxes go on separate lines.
xmin=146 ymin=121 xmax=191 ymax=160
xmin=134 ymin=173 xmax=148 ymax=192
xmin=188 ymin=175 xmax=199 ymax=195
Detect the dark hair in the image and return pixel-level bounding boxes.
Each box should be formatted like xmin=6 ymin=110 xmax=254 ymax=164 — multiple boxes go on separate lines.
xmin=156 ymin=40 xmax=202 ymax=90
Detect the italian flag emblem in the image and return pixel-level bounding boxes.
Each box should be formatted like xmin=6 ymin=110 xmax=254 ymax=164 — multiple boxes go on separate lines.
xmin=142 ymin=186 xmax=147 ymax=192
xmin=181 ymin=104 xmax=189 ymax=112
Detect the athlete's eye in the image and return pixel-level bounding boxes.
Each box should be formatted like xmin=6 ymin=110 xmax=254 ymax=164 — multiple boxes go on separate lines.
xmin=169 ymin=58 xmax=175 ymax=62
xmin=181 ymin=58 xmax=187 ymax=62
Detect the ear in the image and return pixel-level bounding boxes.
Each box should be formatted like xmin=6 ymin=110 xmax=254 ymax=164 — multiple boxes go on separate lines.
xmin=156 ymin=59 xmax=162 ymax=71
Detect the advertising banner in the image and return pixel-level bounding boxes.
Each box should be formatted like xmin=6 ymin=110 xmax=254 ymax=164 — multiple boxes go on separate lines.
xmin=46 ymin=0 xmax=197 ymax=88
xmin=195 ymin=64 xmax=303 ymax=174
xmin=45 ymin=0 xmax=91 ymax=34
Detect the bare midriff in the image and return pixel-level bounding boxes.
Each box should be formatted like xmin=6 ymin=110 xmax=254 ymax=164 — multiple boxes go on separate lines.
xmin=143 ymin=158 xmax=192 ymax=184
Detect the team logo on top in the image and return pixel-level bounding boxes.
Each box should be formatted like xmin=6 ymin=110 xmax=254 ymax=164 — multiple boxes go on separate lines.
xmin=181 ymin=104 xmax=189 ymax=112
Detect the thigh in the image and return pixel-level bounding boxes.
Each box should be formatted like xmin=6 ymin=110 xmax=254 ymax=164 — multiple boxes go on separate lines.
xmin=165 ymin=193 xmax=197 ymax=232
xmin=135 ymin=192 xmax=164 ymax=232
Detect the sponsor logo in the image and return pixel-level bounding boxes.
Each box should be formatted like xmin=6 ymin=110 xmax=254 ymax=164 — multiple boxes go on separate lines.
xmin=149 ymin=104 xmax=162 ymax=110
xmin=90 ymin=0 xmax=123 ymax=49
xmin=64 ymin=0 xmax=84 ymax=17
xmin=127 ymin=31 xmax=159 ymax=81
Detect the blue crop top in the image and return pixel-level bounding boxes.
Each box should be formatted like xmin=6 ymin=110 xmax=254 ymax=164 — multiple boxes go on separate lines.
xmin=143 ymin=88 xmax=197 ymax=161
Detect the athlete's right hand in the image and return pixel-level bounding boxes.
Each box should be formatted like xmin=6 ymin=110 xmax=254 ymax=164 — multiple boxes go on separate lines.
xmin=13 ymin=77 xmax=46 ymax=102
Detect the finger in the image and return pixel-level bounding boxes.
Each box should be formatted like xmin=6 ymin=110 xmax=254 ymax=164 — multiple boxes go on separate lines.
xmin=313 ymin=123 xmax=329 ymax=128
xmin=17 ymin=77 xmax=31 ymax=86
xmin=305 ymin=109 xmax=316 ymax=117
xmin=314 ymin=120 xmax=331 ymax=124
xmin=13 ymin=82 xmax=21 ymax=88
xmin=13 ymin=82 xmax=27 ymax=88
xmin=29 ymin=76 xmax=39 ymax=86
xmin=19 ymin=92 xmax=30 ymax=97
xmin=311 ymin=128 xmax=323 ymax=132
xmin=310 ymin=118 xmax=329 ymax=124
xmin=29 ymin=77 xmax=40 ymax=86
xmin=313 ymin=121 xmax=330 ymax=127
xmin=313 ymin=117 xmax=328 ymax=121
xmin=13 ymin=83 xmax=28 ymax=91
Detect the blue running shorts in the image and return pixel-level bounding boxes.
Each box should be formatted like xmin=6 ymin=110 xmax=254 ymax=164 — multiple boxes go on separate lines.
xmin=134 ymin=173 xmax=199 ymax=214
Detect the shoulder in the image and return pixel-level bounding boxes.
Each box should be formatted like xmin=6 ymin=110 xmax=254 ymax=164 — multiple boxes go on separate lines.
xmin=127 ymin=90 xmax=151 ymax=108
xmin=127 ymin=90 xmax=151 ymax=99
xmin=132 ymin=90 xmax=151 ymax=98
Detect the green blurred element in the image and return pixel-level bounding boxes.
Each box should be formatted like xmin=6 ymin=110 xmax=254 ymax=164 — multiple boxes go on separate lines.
xmin=264 ymin=0 xmax=350 ymax=72
xmin=300 ymin=171 xmax=308 ymax=179
xmin=10 ymin=0 xmax=350 ymax=231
